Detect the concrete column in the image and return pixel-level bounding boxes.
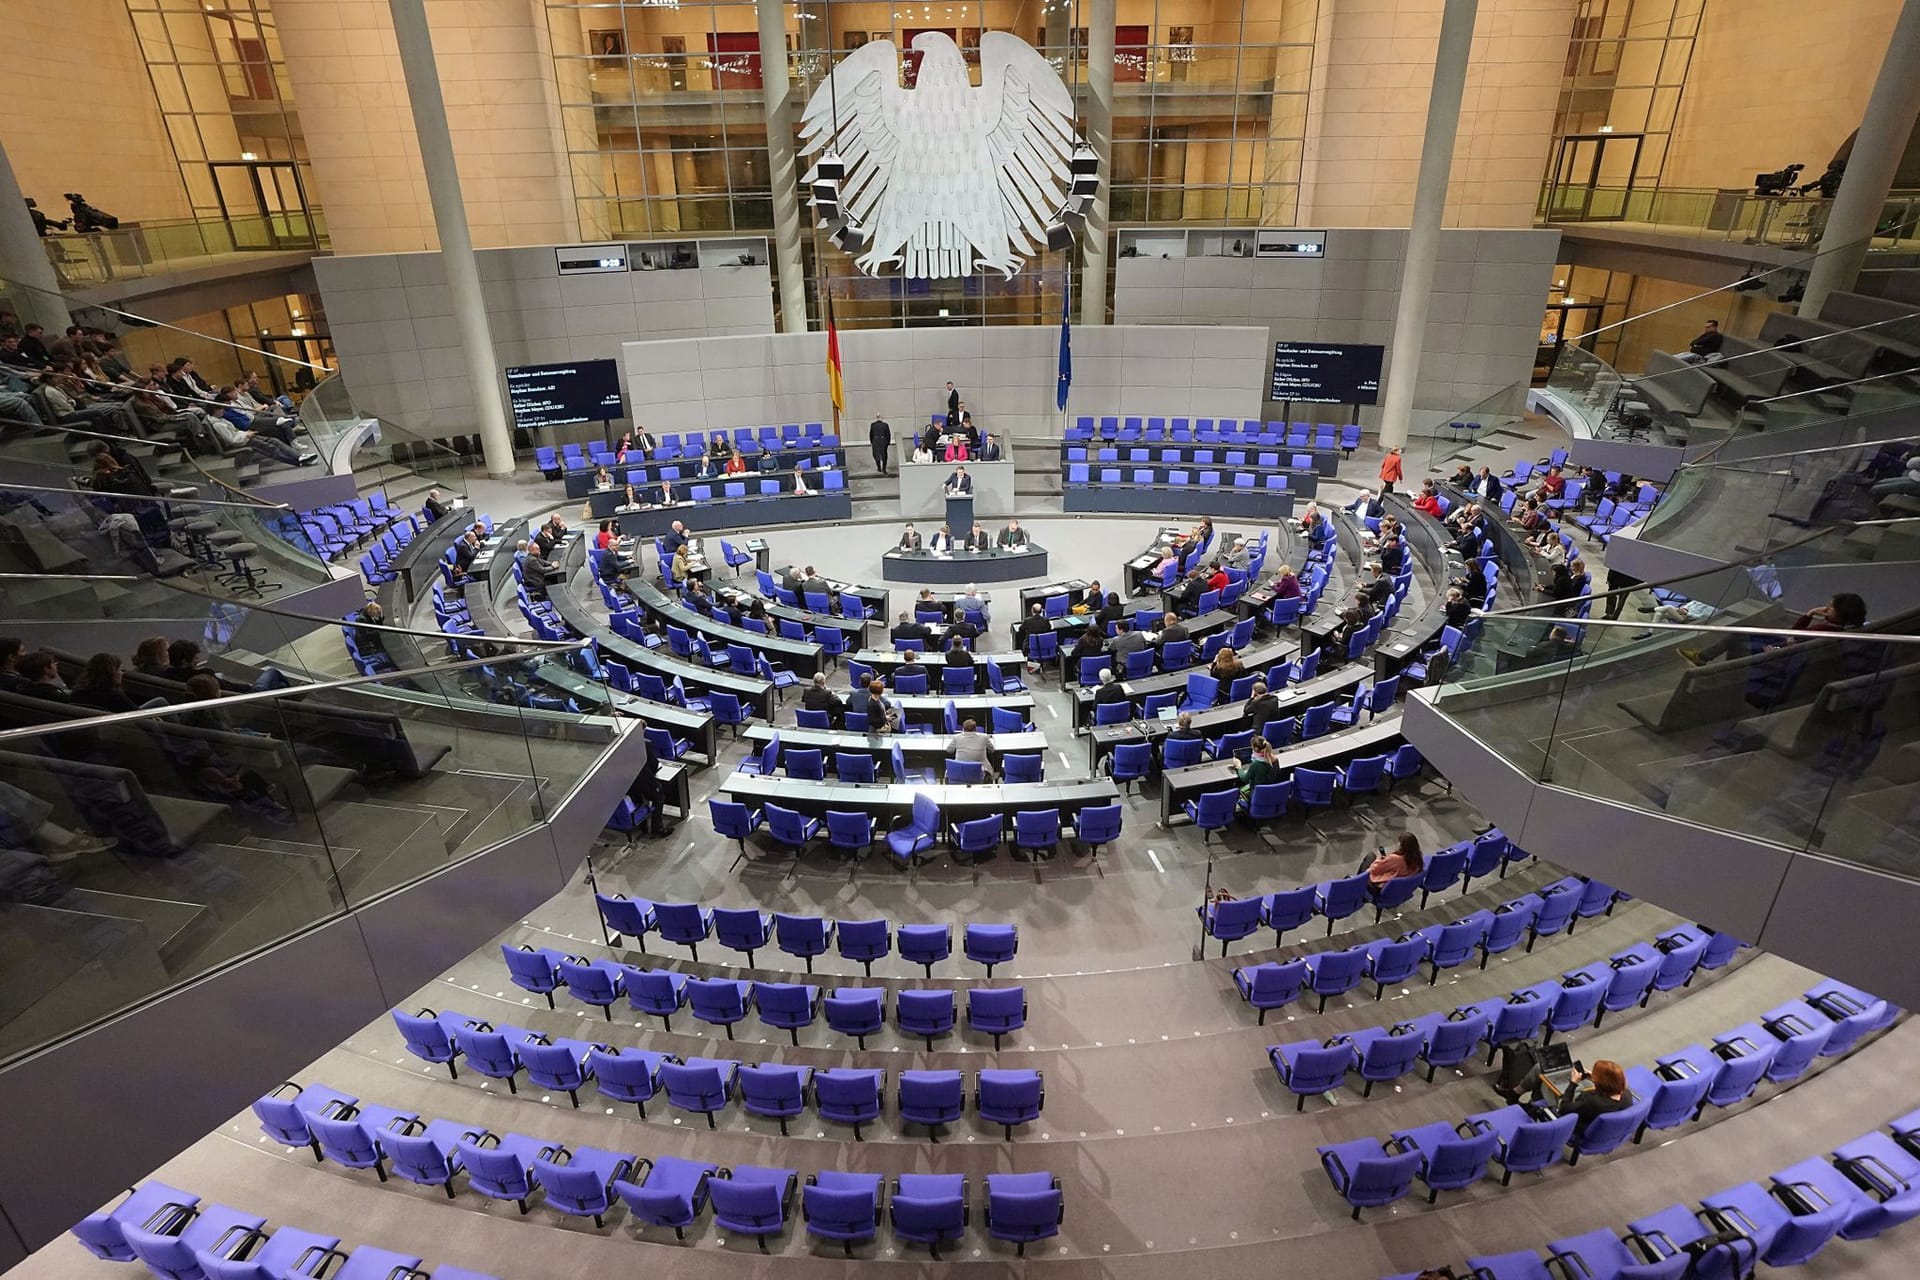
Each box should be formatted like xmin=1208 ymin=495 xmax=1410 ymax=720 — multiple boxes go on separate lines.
xmin=386 ymin=0 xmax=514 ymax=478
xmin=1079 ymin=0 xmax=1116 ymax=327
xmin=0 ymin=138 xmax=72 ymax=331
xmin=1798 ymin=0 xmax=1920 ymax=318
xmin=1377 ymin=0 xmax=1479 ymax=451
xmin=758 ymin=0 xmax=809 ymax=334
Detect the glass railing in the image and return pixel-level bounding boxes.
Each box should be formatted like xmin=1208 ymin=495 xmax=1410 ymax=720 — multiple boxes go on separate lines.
xmin=1429 ymin=610 xmax=1920 ymax=874
xmin=0 ymin=610 xmax=618 ymax=1065
xmin=300 ymin=370 xmax=475 ymax=498
xmin=0 ymin=479 xmax=336 ymax=600
xmin=40 ymin=210 xmax=328 ymax=288
xmin=1636 ymin=435 xmax=1920 ymax=561
xmin=1537 ymin=183 xmax=1920 ymax=253
xmin=1418 ymin=380 xmax=1531 ymax=477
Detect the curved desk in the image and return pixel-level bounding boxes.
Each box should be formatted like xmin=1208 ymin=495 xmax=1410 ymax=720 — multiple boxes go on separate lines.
xmin=883 ymin=544 xmax=1047 ymax=584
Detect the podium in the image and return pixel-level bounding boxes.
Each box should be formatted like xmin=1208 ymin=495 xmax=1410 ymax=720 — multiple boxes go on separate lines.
xmin=944 ymin=492 xmax=974 ymax=537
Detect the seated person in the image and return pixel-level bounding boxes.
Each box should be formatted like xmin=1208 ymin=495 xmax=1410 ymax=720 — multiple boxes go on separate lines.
xmin=1453 ymin=560 xmax=1489 ymax=603
xmin=897 ymin=522 xmax=923 ymax=551
xmin=725 ymin=449 xmax=748 ymax=476
xmin=928 ymin=523 xmax=955 ymax=553
xmin=1015 ymin=604 xmax=1053 ymax=657
xmin=1363 ymin=833 xmax=1424 ymax=895
xmin=592 ymin=464 xmax=614 ymax=490
xmin=791 ymin=469 xmax=813 ymax=495
xmin=1346 ymin=489 xmax=1384 ymax=519
xmin=758 ymin=449 xmax=779 ymax=474
xmin=966 ymin=522 xmax=992 ymax=551
xmin=1412 ymin=480 xmax=1444 ymax=518
xmin=71 ymin=653 xmax=139 ymax=714
xmin=1530 ymin=465 xmax=1567 ymax=504
xmin=1067 ymin=625 xmax=1106 ymax=668
xmin=1095 ymin=590 xmax=1125 ymax=628
xmin=891 ymin=611 xmax=932 ymax=644
xmin=1271 ymin=564 xmax=1302 ymax=600
xmin=1092 ymin=667 xmax=1129 ymax=705
xmin=1107 ymin=619 xmax=1147 ymax=661
xmin=1378 ymin=534 xmax=1406 ymax=576
xmin=802 ymin=673 xmax=846 ymax=728
xmin=1164 ymin=710 xmax=1203 ymax=745
xmin=1237 ymin=737 xmax=1283 ymax=799
xmin=1208 ymin=645 xmax=1244 ymax=685
xmin=950 ymin=718 xmax=995 ymax=780
xmin=910 ymin=438 xmax=934 ymax=464
xmin=1243 ymin=680 xmax=1279 ymax=731
xmin=1511 ymin=497 xmax=1546 ymax=532
xmin=944 ymin=635 xmax=975 ymax=669
xmin=1156 ymin=612 xmax=1189 ymax=647
xmin=1442 ymin=586 xmax=1472 ymax=630
xmin=693 ymin=452 xmax=717 ymax=480
xmin=997 ymin=519 xmax=1029 ymax=549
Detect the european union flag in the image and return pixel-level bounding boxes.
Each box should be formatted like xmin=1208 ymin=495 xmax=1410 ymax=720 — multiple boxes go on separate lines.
xmin=1056 ymin=274 xmax=1072 ymax=412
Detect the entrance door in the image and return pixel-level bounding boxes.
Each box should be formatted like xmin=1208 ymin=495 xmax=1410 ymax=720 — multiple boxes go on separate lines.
xmin=1544 ymin=132 xmax=1644 ymax=222
xmin=208 ymin=162 xmax=316 ymax=250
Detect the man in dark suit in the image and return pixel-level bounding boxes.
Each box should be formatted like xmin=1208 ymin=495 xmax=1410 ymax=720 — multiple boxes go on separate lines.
xmin=897 ymin=523 xmax=923 ymax=551
xmin=966 ymin=523 xmax=992 ymax=551
xmin=945 ymin=381 xmax=960 ymax=425
xmin=802 ymin=673 xmax=846 ymax=727
xmin=891 ymin=611 xmax=932 ymax=644
xmin=1015 ymin=603 xmax=1053 ymax=650
xmin=944 ymin=465 xmax=972 ymax=494
xmin=623 ymin=725 xmax=669 ymax=837
xmin=662 ymin=520 xmax=690 ymax=558
xmin=1243 ymin=681 xmax=1280 ymax=733
xmin=1092 ymin=668 xmax=1129 ymax=704
xmin=452 ymin=530 xmax=481 ymax=577
xmin=868 ymin=414 xmax=891 ymax=474
xmin=1165 ymin=711 xmax=1204 ymax=744
xmin=978 ymin=433 xmax=1002 ymax=461
xmin=1157 ymin=612 xmax=1189 ymax=647
xmin=997 ymin=519 xmax=1028 ymax=549
xmin=520 ymin=542 xmax=559 ymax=599
xmin=798 ymin=565 xmax=830 ymax=599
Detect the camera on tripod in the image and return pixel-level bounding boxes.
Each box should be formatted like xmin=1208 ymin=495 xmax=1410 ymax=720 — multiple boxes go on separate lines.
xmin=1752 ymin=164 xmax=1804 ymax=197
xmin=63 ymin=192 xmax=120 ymax=233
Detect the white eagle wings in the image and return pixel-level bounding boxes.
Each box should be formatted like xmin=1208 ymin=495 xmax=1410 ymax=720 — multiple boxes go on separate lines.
xmin=799 ymin=31 xmax=1078 ymax=279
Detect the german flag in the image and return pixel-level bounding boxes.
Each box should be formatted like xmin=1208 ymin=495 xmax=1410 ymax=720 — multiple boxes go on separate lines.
xmin=824 ymin=285 xmax=845 ymax=433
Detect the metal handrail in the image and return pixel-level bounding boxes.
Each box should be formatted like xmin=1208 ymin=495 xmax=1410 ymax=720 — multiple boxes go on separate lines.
xmin=0 ymin=641 xmax=596 ymax=746
xmin=1666 ymin=429 xmax=1920 ymax=470
xmin=1584 ymin=310 xmax=1920 ymax=390
xmin=1459 ymin=613 xmax=1920 ymax=642
xmin=0 ymin=475 xmax=291 ymax=513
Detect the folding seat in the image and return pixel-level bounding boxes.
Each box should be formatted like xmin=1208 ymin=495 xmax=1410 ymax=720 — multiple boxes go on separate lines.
xmin=624 ymin=967 xmax=689 ymax=1030
xmin=1805 ymin=979 xmax=1898 ymax=1054
xmin=613 ymin=1155 xmax=718 ymax=1239
xmin=124 ymin=1203 xmax=270 ymax=1280
xmin=968 ymin=986 xmax=1027 ymax=1049
xmin=838 ymin=917 xmax=892 ymax=975
xmin=1347 ymin=1023 xmax=1425 ymax=1096
xmin=500 ymin=944 xmax=566 ymax=1008
xmin=1316 ymin=1137 xmax=1423 ymax=1219
xmin=1545 ymin=966 xmax=1610 ymax=1037
xmin=898 ymin=1069 xmax=965 ymax=1138
xmin=825 ymin=986 xmax=887 ymax=1047
xmin=1233 ymin=959 xmax=1308 ymax=1024
xmin=1360 ymin=936 xmax=1427 ymax=1000
xmin=1197 ymin=893 xmax=1264 ymax=953
xmin=687 ymin=976 xmax=753 ymax=1039
xmin=1470 ymin=987 xmax=1554 ymax=1057
xmin=1391 ymin=1118 xmax=1501 ymax=1203
xmin=976 ymin=1068 xmax=1045 ymax=1140
xmin=984 ymin=1172 xmax=1063 ymax=1256
xmin=1698 ymin=1180 xmax=1847 ymax=1266
xmin=737 ymin=1062 xmax=812 ymax=1135
xmin=815 ymin=1067 xmax=885 ymax=1140
xmin=899 ymin=989 xmax=956 ymax=1049
xmin=1527 ymin=885 xmax=1580 ymax=948
xmin=1261 ymin=887 xmax=1318 ymax=945
xmin=193 ymin=1223 xmax=341 ymax=1280
xmin=659 ymin=1057 xmax=740 ymax=1128
xmin=1305 ymin=944 xmax=1368 ymax=1013
xmin=1313 ymin=871 xmax=1370 ymax=934
xmin=774 ymin=913 xmax=833 ymax=971
xmin=1413 ymin=844 xmax=1468 ymax=906
xmin=557 ymin=956 xmax=625 ymax=1021
xmin=1410 ymin=1008 xmax=1490 ymax=1081
xmin=456 ymin=1132 xmax=552 ymax=1214
xmin=752 ymin=981 xmax=821 ymax=1045
xmin=1568 ymin=876 xmax=1621 ymax=927
xmin=531 ymin=1144 xmax=635 ymax=1228
xmin=1594 ymin=946 xmax=1661 ymax=1025
xmin=1546 ymin=1227 xmax=1688 ymax=1280
xmin=1469 ymin=1103 xmax=1579 ymax=1183
xmin=1368 ymin=873 xmax=1423 ymax=921
xmin=74 ymin=1183 xmax=203 ymax=1262
xmin=1761 ymin=1002 xmax=1833 ymax=1081
xmin=1415 ymin=917 xmax=1489 ymax=984
xmin=802 ymin=1170 xmax=884 ymax=1257
xmin=1624 ymin=1204 xmax=1762 ymax=1279
xmin=586 ymin=1045 xmax=669 ymax=1117
xmin=1624 ymin=1065 xmax=1715 ymax=1142
xmin=708 ymin=1166 xmax=799 ymax=1252
xmin=1466 ymin=899 xmax=1538 ymax=967
xmin=253 ymin=1082 xmax=359 ymax=1157
xmin=1565 ymin=1093 xmax=1654 ymax=1164
xmin=1699 ymin=928 xmax=1746 ymax=970
xmin=1269 ymin=1036 xmax=1357 ymax=1110
xmin=714 ymin=907 xmax=773 ymax=966
xmin=391 ymin=1007 xmax=468 ymax=1078
xmin=1792 ymin=1138 xmax=1920 ymax=1238
xmin=593 ymin=892 xmax=655 ymax=950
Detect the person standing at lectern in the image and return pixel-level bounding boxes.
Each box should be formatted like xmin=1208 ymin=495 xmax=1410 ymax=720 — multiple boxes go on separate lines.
xmin=898 ymin=522 xmax=923 ymax=551
xmin=869 ymin=414 xmax=891 ymax=474
xmin=998 ymin=518 xmax=1029 ymax=549
xmin=945 ymin=465 xmax=973 ymax=495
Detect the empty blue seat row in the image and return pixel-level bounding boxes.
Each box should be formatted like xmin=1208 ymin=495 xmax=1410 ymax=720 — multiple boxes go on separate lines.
xmin=1323 ymin=975 xmax=1899 ymax=1221
xmin=1063 ymin=416 xmax=1360 ymax=455
xmin=1203 ymin=829 xmax=1541 ymax=958
xmin=244 ymin=1079 xmax=1054 ymax=1257
xmin=712 ymin=794 xmax=1123 ymax=874
xmin=1432 ymin=1102 xmax=1920 ymax=1279
xmin=493 ymin=947 xmax=1031 ymax=1047
xmin=73 ymin=1179 xmax=497 ymax=1280
xmin=589 ymin=899 xmax=1018 ymax=977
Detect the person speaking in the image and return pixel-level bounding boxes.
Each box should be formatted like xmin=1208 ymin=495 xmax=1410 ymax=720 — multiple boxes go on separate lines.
xmin=944 ymin=465 xmax=973 ymax=495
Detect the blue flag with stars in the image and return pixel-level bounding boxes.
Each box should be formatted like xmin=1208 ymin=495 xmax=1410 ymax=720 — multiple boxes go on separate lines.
xmin=1056 ymin=272 xmax=1073 ymax=411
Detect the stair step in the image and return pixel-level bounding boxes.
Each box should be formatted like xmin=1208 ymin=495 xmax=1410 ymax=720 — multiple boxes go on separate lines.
xmin=61 ymin=888 xmax=215 ymax=968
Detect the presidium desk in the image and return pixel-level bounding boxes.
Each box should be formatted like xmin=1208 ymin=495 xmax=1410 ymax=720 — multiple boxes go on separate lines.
xmin=882 ymin=543 xmax=1048 ymax=585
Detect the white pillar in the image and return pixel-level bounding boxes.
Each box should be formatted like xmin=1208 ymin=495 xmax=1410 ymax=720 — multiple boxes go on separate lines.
xmin=0 ymin=138 xmax=72 ymax=331
xmin=1798 ymin=0 xmax=1920 ymax=318
xmin=386 ymin=0 xmax=515 ymax=478
xmin=1079 ymin=0 xmax=1116 ymax=327
xmin=758 ymin=0 xmax=809 ymax=334
xmin=1376 ymin=0 xmax=1479 ymax=451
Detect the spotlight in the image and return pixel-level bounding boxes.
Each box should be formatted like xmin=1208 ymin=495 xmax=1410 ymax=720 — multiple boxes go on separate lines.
xmin=831 ymin=220 xmax=865 ymax=253
xmin=1045 ymin=219 xmax=1073 ymax=251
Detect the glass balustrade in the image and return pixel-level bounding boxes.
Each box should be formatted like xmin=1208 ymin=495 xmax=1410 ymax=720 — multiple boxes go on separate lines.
xmin=0 ymin=615 xmax=618 ymax=1066
xmin=40 ymin=211 xmax=328 ymax=289
xmin=1536 ymin=182 xmax=1920 ymax=255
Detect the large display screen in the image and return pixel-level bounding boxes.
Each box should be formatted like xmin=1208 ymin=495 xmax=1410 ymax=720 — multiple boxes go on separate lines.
xmin=1269 ymin=341 xmax=1384 ymax=405
xmin=504 ymin=360 xmax=625 ymax=429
